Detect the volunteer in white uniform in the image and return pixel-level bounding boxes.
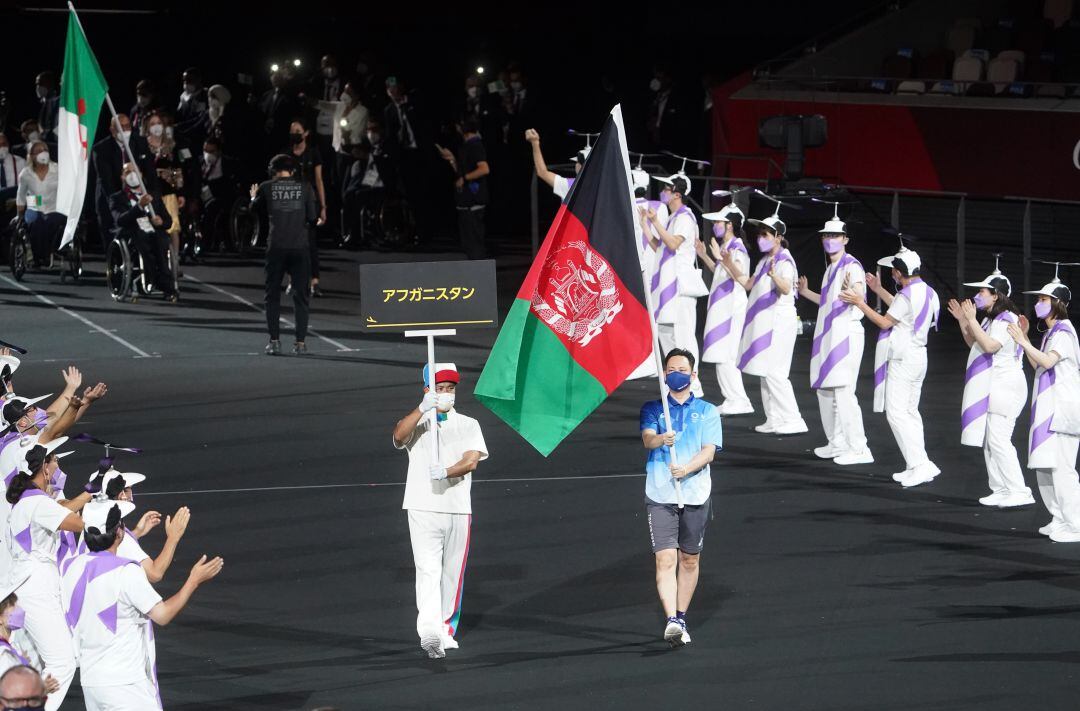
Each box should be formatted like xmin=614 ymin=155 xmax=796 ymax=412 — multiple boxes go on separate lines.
xmin=642 ymin=173 xmax=706 ymax=397
xmin=632 ymin=168 xmax=667 ymax=274
xmin=393 ymin=363 xmax=488 ymax=659
xmin=736 ymin=212 xmax=807 ymax=434
xmin=697 ymin=204 xmax=753 ymax=414
xmin=524 ymin=128 xmax=588 ymax=201
xmin=1008 ymin=278 xmax=1080 ymax=542
xmin=6 ymin=443 xmax=100 ymax=711
xmin=841 ymin=244 xmax=941 ymax=487
xmin=946 ymin=269 xmax=1033 ymax=507
xmin=62 ymin=500 xmax=223 ymax=710
xmin=797 ymin=215 xmax=872 ymax=464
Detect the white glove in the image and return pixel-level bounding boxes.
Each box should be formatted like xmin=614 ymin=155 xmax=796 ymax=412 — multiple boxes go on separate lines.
xmin=429 ymin=465 xmax=448 ymax=481
xmin=419 ymin=391 xmax=438 ymax=413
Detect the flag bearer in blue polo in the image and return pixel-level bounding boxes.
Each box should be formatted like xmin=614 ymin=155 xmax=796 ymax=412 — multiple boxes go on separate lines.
xmin=393 ymin=363 xmax=488 ymax=660
xmin=639 ymin=348 xmax=723 ymax=648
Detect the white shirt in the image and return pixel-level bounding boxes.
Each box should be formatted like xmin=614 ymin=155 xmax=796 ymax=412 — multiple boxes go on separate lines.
xmin=333 ymin=102 xmax=369 ymax=152
xmin=7 ymin=490 xmax=69 ymax=571
xmin=0 ymin=153 xmax=25 ymax=190
xmin=118 ymin=531 xmax=149 ymax=563
xmin=667 ymin=208 xmax=698 ymax=272
xmin=773 ymin=259 xmax=797 ymax=308
xmin=885 ymin=284 xmax=935 ymax=356
xmin=985 ymin=316 xmax=1023 ymax=374
xmin=63 ymin=555 xmax=162 ymax=687
xmin=553 ymin=175 xmax=572 ymax=200
xmin=396 ymin=409 xmax=488 ymax=515
xmin=826 ymin=257 xmax=866 ymax=323
xmin=15 ymin=162 xmax=59 ymax=213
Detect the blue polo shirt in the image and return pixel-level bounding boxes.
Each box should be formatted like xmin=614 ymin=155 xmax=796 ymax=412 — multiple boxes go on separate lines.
xmin=640 ymin=394 xmax=723 ymax=506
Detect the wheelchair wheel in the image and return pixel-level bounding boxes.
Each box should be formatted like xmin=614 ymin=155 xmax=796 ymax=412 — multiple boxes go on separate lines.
xmin=232 ymin=197 xmax=260 ymax=255
xmin=135 ymin=249 xmax=154 ymax=297
xmin=8 ymin=226 xmax=28 ymax=281
xmin=59 ymin=236 xmax=82 ymax=284
xmin=105 ymin=238 xmax=132 ymax=301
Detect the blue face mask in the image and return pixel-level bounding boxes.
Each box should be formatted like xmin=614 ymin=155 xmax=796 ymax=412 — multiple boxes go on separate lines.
xmin=665 ymin=371 xmax=692 ymax=392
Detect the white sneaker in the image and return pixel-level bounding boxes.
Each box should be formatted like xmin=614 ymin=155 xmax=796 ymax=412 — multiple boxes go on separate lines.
xmin=663 ymin=618 xmax=690 ymax=647
xmin=774 ymin=421 xmax=809 ymax=435
xmin=442 ymin=635 xmax=459 ymax=651
xmin=814 ymin=444 xmax=838 ymax=459
xmin=420 ymin=634 xmax=445 ymax=659
xmin=718 ymin=403 xmax=754 ymax=416
xmin=1050 ymin=526 xmax=1080 ymax=543
xmin=996 ymin=492 xmax=1036 ymax=508
xmin=754 ymin=422 xmax=776 ymax=434
xmin=892 ymin=469 xmax=913 ymax=483
xmin=978 ymin=491 xmax=1009 ymax=507
xmin=834 ymin=449 xmax=875 ymax=466
xmin=901 ymin=463 xmax=939 ymax=488
xmin=1039 ymin=519 xmax=1066 ymax=536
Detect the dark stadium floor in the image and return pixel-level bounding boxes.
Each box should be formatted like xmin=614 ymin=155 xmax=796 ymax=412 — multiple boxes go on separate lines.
xmin=4 ymin=245 xmax=1080 ymax=711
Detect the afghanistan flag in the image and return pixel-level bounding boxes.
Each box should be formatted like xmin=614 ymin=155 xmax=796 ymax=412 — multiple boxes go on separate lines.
xmin=55 ymin=7 xmax=108 ymax=249
xmin=475 ymin=105 xmax=653 ymax=455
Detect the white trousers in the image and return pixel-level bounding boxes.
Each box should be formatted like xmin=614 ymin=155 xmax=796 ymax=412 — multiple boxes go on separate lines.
xmin=1036 ymin=435 xmax=1080 ymax=528
xmin=884 ymin=348 xmax=931 ymax=470
xmin=20 ymin=574 xmax=75 ymax=711
xmin=83 ymin=679 xmax=159 ymax=711
xmin=816 ymin=330 xmax=868 ymax=451
xmin=408 ymin=510 xmax=471 ymax=640
xmin=715 ymin=362 xmax=752 ymax=410
xmin=984 ymin=412 xmax=1029 ymax=495
xmin=658 ymin=296 xmax=703 ymax=396
xmin=759 ymin=312 xmax=804 ymax=428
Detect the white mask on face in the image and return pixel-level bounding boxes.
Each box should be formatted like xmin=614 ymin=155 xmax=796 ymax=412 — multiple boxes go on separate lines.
xmin=436 ymin=393 xmax=455 ymax=411
xmin=148 ymin=124 xmax=164 ymax=137
xmin=649 ymin=78 xmax=662 ymax=92
xmin=124 ymin=172 xmax=141 ymax=188
xmin=120 ymin=130 xmax=132 ymax=143
xmin=0 ymin=147 xmax=9 ymax=160
xmin=27 ymin=131 xmax=41 ymax=143
xmin=466 ymin=86 xmax=478 ymax=98
xmin=165 ymin=126 xmax=174 ymax=139
xmin=510 ymin=81 xmax=523 ymax=92
xmin=203 ymin=151 xmax=215 ymax=163
xmin=34 ymin=151 xmax=50 ymax=165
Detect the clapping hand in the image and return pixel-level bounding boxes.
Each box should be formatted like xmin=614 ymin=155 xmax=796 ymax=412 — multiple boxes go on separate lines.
xmin=83 ymin=382 xmax=108 ymax=402
xmin=132 ymin=511 xmax=161 ymax=538
xmin=959 ymin=299 xmax=977 ymax=322
xmin=865 ymin=272 xmax=881 ymax=293
xmin=188 ymin=555 xmax=224 ymax=585
xmin=839 ymin=288 xmax=863 ymax=305
xmin=946 ymin=298 xmax=965 ymax=322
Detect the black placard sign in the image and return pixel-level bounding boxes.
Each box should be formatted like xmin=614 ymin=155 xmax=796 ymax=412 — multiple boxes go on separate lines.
xmin=359 ymin=259 xmax=498 ymax=331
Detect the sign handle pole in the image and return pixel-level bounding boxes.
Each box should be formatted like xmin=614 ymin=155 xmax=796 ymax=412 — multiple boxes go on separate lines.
xmin=426 ymin=334 xmax=440 ymax=466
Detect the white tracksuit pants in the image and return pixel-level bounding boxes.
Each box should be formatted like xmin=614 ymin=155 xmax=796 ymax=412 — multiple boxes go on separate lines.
xmin=884 ymin=348 xmax=931 ymax=470
xmin=20 ymin=569 xmax=75 ymax=711
xmin=1036 ymin=435 xmax=1080 ymax=529
xmin=984 ymin=413 xmax=1030 ymax=496
xmin=83 ymin=679 xmax=159 ymax=711
xmin=759 ymin=307 xmax=804 ymax=428
xmin=816 ymin=328 xmax=868 ymax=452
xmin=658 ymin=296 xmax=703 ymax=396
xmin=408 ymin=510 xmax=471 ymax=640
xmin=715 ymin=362 xmax=753 ymax=411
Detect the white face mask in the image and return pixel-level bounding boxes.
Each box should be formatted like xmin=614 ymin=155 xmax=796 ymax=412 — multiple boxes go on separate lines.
xmin=203 ymin=151 xmax=216 ymax=164
xmin=209 ymin=98 xmax=222 ymax=111
xmin=119 ymin=130 xmax=132 ymax=143
xmin=0 ymin=147 xmax=8 ymax=160
xmin=165 ymin=126 xmax=174 ymax=139
xmin=124 ymin=172 xmax=141 ymax=188
xmin=466 ymin=86 xmax=478 ymax=98
xmin=34 ymin=152 xmax=50 ymax=165
xmin=510 ymin=81 xmax=523 ymax=92
xmin=27 ymin=131 xmax=40 ymax=143
xmin=649 ymin=78 xmax=662 ymax=92
xmin=436 ymin=393 xmax=455 ymax=412
xmin=148 ymin=124 xmax=164 ymax=137
xmin=323 ymin=67 xmax=337 ymax=78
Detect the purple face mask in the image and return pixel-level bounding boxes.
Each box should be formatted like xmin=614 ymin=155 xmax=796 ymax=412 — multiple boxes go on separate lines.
xmin=712 ymin=223 xmax=725 ymax=239
xmin=659 ymin=191 xmax=671 ymax=205
xmin=33 ymin=409 xmax=48 ymax=428
xmin=973 ymin=292 xmax=990 ymax=310
xmin=822 ymin=237 xmax=843 ymax=255
xmin=756 ymin=236 xmax=774 ymax=253
xmin=1035 ymin=300 xmax=1052 ymax=319
xmin=6 ymin=606 xmax=25 ymax=631
xmin=50 ymin=468 xmax=67 ymax=494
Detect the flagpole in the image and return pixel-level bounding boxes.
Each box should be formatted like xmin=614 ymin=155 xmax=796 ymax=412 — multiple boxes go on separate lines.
xmin=67 ymin=1 xmax=155 ymax=217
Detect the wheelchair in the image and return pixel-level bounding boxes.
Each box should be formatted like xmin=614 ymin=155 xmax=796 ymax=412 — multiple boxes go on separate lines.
xmin=7 ymin=215 xmax=83 ymax=283
xmin=105 ymin=233 xmax=174 ymax=302
xmin=340 ymin=189 xmax=415 ymax=249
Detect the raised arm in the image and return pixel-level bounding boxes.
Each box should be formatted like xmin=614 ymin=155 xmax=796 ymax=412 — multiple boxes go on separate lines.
xmin=392 ymin=392 xmax=438 ymax=447
xmin=524 ymin=129 xmax=556 ymax=189
xmin=866 ymin=272 xmax=894 ymax=306
xmin=147 ymin=554 xmax=224 ymax=626
xmin=649 ymin=213 xmax=685 ymax=253
xmin=141 ymin=507 xmax=190 ymax=584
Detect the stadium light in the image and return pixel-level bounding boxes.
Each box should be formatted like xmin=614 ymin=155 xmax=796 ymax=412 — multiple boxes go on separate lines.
xmin=476 ymin=66 xmax=485 ymax=75
xmin=270 ymin=63 xmax=279 ymax=73
xmin=293 ymin=58 xmax=302 ymax=68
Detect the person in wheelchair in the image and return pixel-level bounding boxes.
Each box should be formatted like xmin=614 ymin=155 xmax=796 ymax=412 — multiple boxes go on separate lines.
xmin=15 ymin=141 xmax=66 ymax=268
xmin=340 ymin=135 xmax=393 ymax=248
xmin=109 ymin=162 xmax=178 ymax=302
xmin=190 ymin=136 xmax=236 ymax=248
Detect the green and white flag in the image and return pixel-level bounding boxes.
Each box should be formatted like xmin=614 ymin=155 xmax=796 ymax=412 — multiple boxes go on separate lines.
xmin=56 ymin=6 xmax=108 ymax=249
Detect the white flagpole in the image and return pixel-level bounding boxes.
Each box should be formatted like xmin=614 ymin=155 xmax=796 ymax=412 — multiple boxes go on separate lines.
xmin=611 ymin=105 xmax=684 ymax=509
xmin=68 ymin=2 xmax=155 ymax=218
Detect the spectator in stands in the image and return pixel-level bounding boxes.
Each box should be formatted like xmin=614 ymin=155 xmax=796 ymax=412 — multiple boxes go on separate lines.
xmin=109 ymin=162 xmax=178 ymax=302
xmin=0 ymin=133 xmax=26 ymax=202
xmin=34 ymin=71 xmax=59 ymax=142
xmin=130 ymin=79 xmax=160 ymax=134
xmin=193 ymin=135 xmax=234 ymax=248
xmin=16 ymin=141 xmax=66 ymax=267
xmin=0 ymin=665 xmax=49 ymax=711
xmin=91 ymin=113 xmax=153 ymax=249
xmin=204 ymin=84 xmax=241 ymax=154
xmin=440 ymin=116 xmax=490 ymax=260
xmin=284 ymin=118 xmax=327 ymax=296
xmin=260 ymin=70 xmax=299 ymax=160
xmin=14 ymin=119 xmax=43 ymax=160
xmin=176 ymin=67 xmax=209 ymax=143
